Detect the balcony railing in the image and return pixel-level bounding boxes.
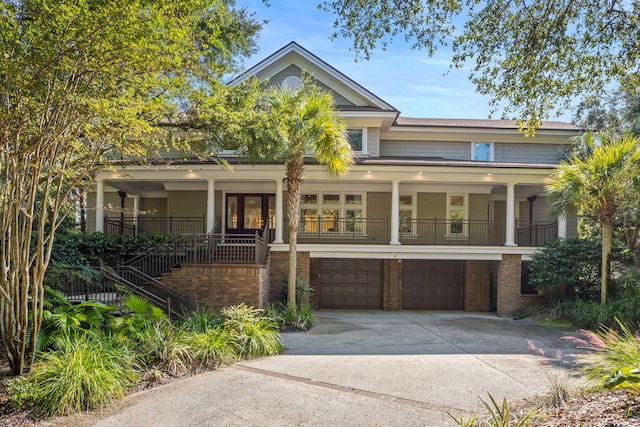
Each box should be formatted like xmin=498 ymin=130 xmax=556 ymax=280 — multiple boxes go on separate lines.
xmin=282 ymin=217 xmax=557 ymax=247
xmin=104 ymin=216 xmax=205 ymax=235
xmin=516 ymin=221 xmax=558 ymax=247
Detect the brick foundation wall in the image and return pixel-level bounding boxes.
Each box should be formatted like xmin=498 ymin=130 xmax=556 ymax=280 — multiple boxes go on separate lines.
xmin=496 ymin=254 xmax=533 ymax=317
xmin=383 ymin=259 xmax=401 ymax=311
xmin=464 ymin=260 xmax=491 ymax=311
xmin=161 ymin=263 xmax=268 ymax=310
xmin=268 ymin=250 xmax=310 ymax=303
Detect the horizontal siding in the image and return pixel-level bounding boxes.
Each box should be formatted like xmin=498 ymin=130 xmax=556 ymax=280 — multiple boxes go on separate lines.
xmin=380 ymin=140 xmax=469 ymax=159
xmin=494 ymin=143 xmax=565 ymax=164
xmin=367 ymin=127 xmax=379 ymax=157
xmin=269 ymin=65 xmax=355 ymax=106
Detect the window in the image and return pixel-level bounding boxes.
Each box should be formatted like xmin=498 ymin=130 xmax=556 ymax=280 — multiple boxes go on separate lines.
xmin=282 ymin=76 xmax=303 ymax=91
xmin=347 ymin=128 xmax=367 ymax=153
xmin=472 ymin=142 xmax=493 ymax=161
xmin=447 ymin=194 xmax=467 ymax=236
xmin=300 ymin=192 xmax=366 ymax=235
xmin=399 ymin=194 xmax=416 ymax=236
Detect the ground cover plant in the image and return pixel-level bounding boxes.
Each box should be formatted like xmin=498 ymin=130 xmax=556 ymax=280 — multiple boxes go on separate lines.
xmin=3 ymin=294 xmax=283 ymax=420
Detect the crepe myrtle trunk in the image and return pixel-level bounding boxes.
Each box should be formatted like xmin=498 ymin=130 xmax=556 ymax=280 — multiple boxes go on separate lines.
xmin=286 ymin=155 xmax=304 ymax=308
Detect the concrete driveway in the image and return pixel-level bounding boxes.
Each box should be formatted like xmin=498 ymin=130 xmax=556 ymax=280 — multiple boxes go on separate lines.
xmin=54 ymin=311 xmax=588 ymax=427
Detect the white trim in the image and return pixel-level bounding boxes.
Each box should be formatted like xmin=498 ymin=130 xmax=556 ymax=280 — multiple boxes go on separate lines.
xmin=446 ymin=193 xmax=468 ymax=237
xmin=347 ymin=127 xmax=368 ymax=154
xmin=268 ymin=242 xmax=539 ymax=260
xmin=471 ymin=141 xmax=494 ymax=161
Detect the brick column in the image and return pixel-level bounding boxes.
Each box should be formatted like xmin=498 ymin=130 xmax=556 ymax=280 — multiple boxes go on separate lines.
xmin=383 ymin=259 xmax=402 ymax=311
xmin=464 ymin=260 xmax=491 ymax=311
xmin=496 ymin=254 xmax=523 ymax=317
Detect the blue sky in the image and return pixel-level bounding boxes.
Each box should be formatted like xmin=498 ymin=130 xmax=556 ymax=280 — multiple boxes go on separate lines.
xmin=235 ymin=0 xmax=502 ymax=120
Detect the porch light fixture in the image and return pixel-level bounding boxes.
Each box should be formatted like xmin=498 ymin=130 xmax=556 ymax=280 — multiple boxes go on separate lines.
xmin=418 ymin=171 xmax=423 ymax=175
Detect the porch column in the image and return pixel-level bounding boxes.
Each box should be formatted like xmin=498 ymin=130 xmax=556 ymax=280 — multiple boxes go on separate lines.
xmin=505 ymin=182 xmax=517 ymax=246
xmin=390 ymin=180 xmax=400 ymax=245
xmin=274 ymin=178 xmax=284 ymax=243
xmin=558 ymin=214 xmax=567 ymax=239
xmin=132 ymin=195 xmax=140 ymax=234
xmin=206 ymin=179 xmax=215 ymax=233
xmin=95 ymin=179 xmax=104 ymax=233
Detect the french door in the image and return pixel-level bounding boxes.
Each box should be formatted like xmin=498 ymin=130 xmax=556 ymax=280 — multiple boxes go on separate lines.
xmin=225 ymin=194 xmax=275 ymax=235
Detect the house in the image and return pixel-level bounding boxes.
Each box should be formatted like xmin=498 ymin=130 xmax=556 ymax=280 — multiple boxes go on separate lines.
xmin=87 ymin=42 xmax=581 ymax=316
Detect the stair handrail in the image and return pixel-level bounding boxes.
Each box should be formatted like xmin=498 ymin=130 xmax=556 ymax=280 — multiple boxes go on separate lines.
xmin=116 ymin=265 xmax=190 ymax=310
xmin=96 ymin=266 xmax=178 ymax=316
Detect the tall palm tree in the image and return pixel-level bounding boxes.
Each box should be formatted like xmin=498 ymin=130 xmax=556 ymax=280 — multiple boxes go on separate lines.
xmin=547 ymin=132 xmax=640 ymax=303
xmin=244 ymin=83 xmax=354 ymax=308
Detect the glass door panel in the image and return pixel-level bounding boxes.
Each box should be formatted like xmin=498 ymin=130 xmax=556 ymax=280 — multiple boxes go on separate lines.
xmin=243 ymin=196 xmax=263 ymax=230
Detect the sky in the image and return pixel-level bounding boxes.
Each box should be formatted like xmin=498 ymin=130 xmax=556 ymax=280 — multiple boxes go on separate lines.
xmin=234 ymin=1 xmax=521 ymax=121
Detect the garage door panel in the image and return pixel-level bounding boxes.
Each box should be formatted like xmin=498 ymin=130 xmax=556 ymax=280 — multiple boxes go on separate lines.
xmin=318 ymin=258 xmax=382 ymax=309
xmin=402 ymin=260 xmax=464 ymax=310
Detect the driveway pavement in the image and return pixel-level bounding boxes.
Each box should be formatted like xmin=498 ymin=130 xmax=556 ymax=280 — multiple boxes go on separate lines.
xmin=53 ymin=311 xmax=588 ymax=427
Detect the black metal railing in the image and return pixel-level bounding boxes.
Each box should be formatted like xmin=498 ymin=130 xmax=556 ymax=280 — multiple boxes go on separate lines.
xmin=400 ymin=219 xmax=506 ymax=246
xmin=48 ymin=265 xmax=182 ymax=317
xmin=281 ymin=217 xmax=557 ymax=247
xmin=123 ymin=232 xmax=268 ymax=279
xmin=516 ymin=221 xmax=558 ymax=247
xmin=104 ymin=216 xmax=205 ymax=236
xmin=284 ymin=217 xmax=390 ymax=244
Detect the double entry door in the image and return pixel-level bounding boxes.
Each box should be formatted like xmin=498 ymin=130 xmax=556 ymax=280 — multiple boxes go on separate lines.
xmin=226 ymin=194 xmax=275 ymax=235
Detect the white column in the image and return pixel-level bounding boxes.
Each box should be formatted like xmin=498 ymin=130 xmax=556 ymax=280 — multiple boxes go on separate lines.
xmin=390 ymin=180 xmax=400 ymax=245
xmin=95 ymin=179 xmax=104 ymax=233
xmin=558 ymin=214 xmax=567 ymax=239
xmin=274 ymin=179 xmax=284 ymax=243
xmin=206 ymin=179 xmax=215 ymax=233
xmin=505 ymin=182 xmax=517 ymax=246
xmin=132 ymin=195 xmax=140 ymax=235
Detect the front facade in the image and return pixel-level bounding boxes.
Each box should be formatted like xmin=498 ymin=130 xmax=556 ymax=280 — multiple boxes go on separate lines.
xmin=88 ymin=42 xmax=581 ymax=316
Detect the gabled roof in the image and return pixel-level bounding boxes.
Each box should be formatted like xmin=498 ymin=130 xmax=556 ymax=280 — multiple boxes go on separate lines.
xmin=394 ymin=117 xmax=582 ymax=131
xmin=230 ymin=42 xmax=399 ymax=113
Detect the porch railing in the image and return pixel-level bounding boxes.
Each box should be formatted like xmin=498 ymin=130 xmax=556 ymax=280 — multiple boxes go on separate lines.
xmin=516 ymin=221 xmax=558 ymax=247
xmin=282 ymin=217 xmax=557 ymax=247
xmin=400 ymin=219 xmax=506 ymax=246
xmin=123 ymin=232 xmax=268 ymax=279
xmin=104 ymin=216 xmax=205 ymax=235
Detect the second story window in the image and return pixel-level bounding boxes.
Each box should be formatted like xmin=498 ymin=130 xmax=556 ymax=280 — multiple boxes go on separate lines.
xmin=472 ymin=142 xmax=493 ymax=161
xmin=347 ymin=128 xmax=367 ymax=153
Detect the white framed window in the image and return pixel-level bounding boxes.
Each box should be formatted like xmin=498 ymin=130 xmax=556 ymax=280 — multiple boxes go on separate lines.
xmin=472 ymin=142 xmax=493 ymax=161
xmin=347 ymin=128 xmax=367 ymax=153
xmin=399 ymin=194 xmax=417 ymax=236
xmin=282 ymin=76 xmax=303 ymax=91
xmin=300 ymin=192 xmax=366 ymax=235
xmin=447 ymin=194 xmax=468 ymax=236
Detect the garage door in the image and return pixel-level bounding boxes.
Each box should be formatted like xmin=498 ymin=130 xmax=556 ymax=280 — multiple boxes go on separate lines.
xmin=402 ymin=260 xmax=464 ymax=310
xmin=318 ymin=258 xmax=382 ymax=309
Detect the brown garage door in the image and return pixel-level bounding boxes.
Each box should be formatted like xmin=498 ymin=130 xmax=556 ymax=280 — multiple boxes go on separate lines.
xmin=318 ymin=258 xmax=382 ymax=309
xmin=402 ymin=260 xmax=464 ymax=310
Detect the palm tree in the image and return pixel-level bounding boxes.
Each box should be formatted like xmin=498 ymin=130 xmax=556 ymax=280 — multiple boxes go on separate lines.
xmin=547 ymin=132 xmax=640 ymax=303
xmin=244 ymin=83 xmax=354 ymax=308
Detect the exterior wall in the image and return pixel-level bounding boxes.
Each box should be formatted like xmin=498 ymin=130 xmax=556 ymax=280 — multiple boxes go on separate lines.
xmin=167 ymin=191 xmax=207 ymax=218
xmin=469 ymin=194 xmax=489 ymax=220
xmin=496 ymin=254 xmax=541 ymax=316
xmin=380 ymin=140 xmax=469 ymax=159
xmin=417 ymin=192 xmax=446 ymax=218
xmin=366 ymin=127 xmax=380 ymax=157
xmin=269 ymin=65 xmax=355 ymax=107
xmin=367 ymin=192 xmax=391 ymax=242
xmin=161 ymin=263 xmax=269 ymax=309
xmin=383 ymin=259 xmax=402 ymax=311
xmin=269 ymin=250 xmax=311 ymax=304
xmin=494 ymin=143 xmax=565 ymax=164
xmin=140 ymin=198 xmax=168 ymax=217
xmin=464 ymin=260 xmax=491 ymax=311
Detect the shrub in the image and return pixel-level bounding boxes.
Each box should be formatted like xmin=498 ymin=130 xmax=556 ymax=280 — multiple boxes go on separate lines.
xmin=221 ymin=304 xmax=282 ymax=357
xmin=179 ymin=307 xmax=223 ymax=333
xmin=15 ymin=333 xmax=139 ymax=417
xmin=184 ymin=326 xmax=239 ymax=369
xmin=570 ymin=320 xmax=640 ymax=391
xmin=529 ymin=237 xmax=633 ymax=300
xmin=280 ymin=277 xmax=313 ymax=303
xmin=265 ymin=301 xmax=316 ymax=330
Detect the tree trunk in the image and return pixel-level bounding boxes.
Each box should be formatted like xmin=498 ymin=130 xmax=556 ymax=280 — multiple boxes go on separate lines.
xmin=601 ymin=221 xmax=613 ymax=304
xmin=286 ymin=155 xmax=304 ymax=309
